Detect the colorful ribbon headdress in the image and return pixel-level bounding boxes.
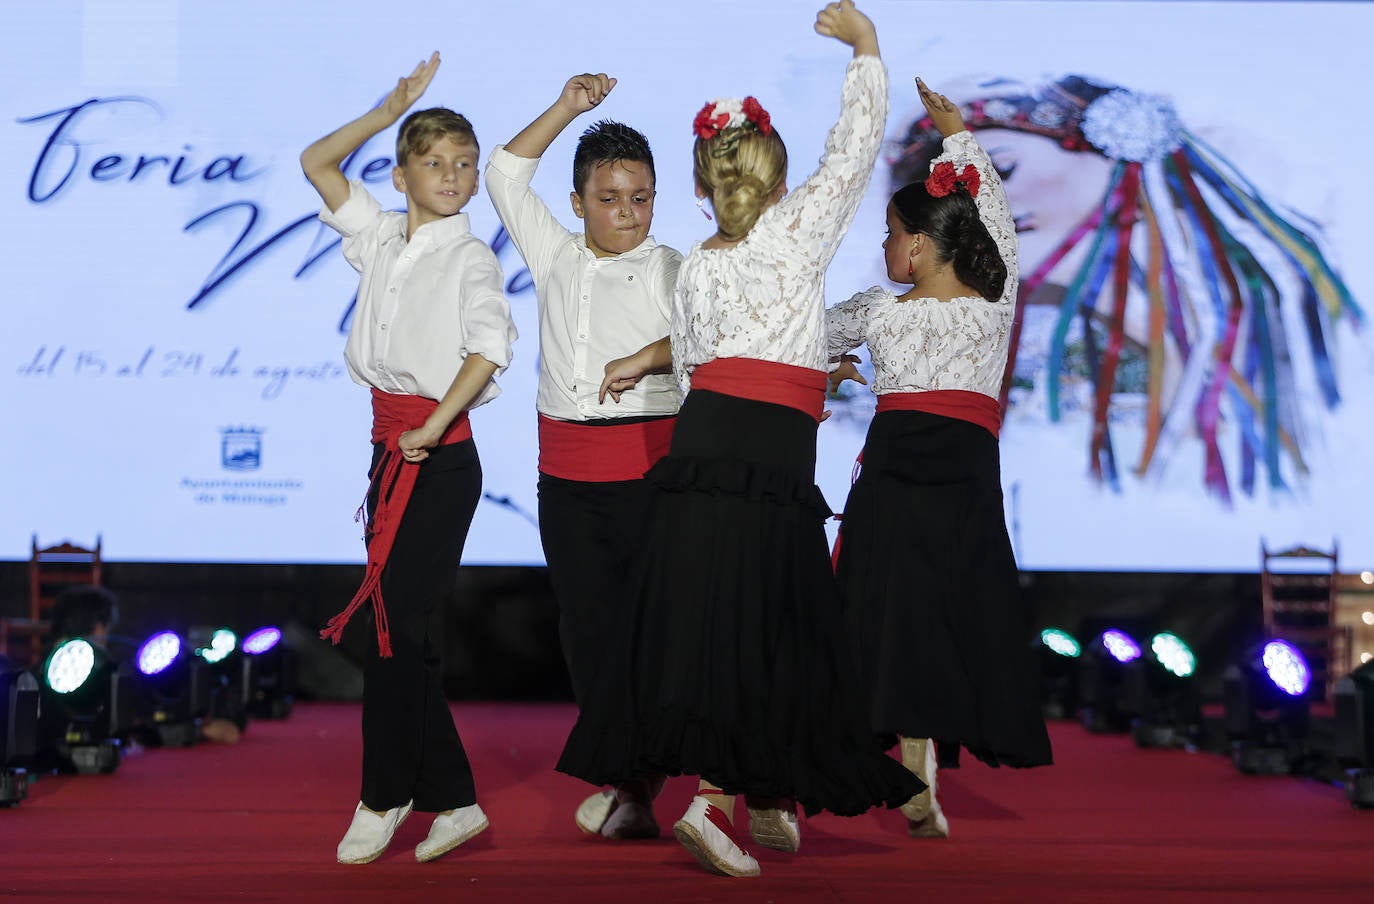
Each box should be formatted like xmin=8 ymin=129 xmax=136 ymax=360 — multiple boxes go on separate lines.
xmin=891 ymin=77 xmax=1361 ymax=504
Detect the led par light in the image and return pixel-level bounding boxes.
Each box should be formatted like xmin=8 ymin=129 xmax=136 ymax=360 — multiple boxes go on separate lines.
xmin=0 ymin=655 xmax=40 ymax=805
xmin=133 ymin=631 xmax=210 ymax=747
xmin=1334 ymin=659 xmax=1374 ymax=808
xmin=241 ymin=626 xmax=294 ymax=720
xmin=37 ymin=639 xmax=131 ymax=774
xmin=1036 ymin=627 xmax=1081 ymax=720
xmin=1121 ymin=632 xmax=1203 ymax=749
xmin=1079 ymin=629 xmax=1141 ymax=733
xmin=1224 ymin=640 xmax=1312 ymax=775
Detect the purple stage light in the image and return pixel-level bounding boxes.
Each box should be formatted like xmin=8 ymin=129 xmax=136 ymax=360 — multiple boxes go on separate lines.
xmin=1262 ymin=640 xmax=1311 ymax=697
xmin=243 ymin=627 xmax=282 ymax=656
xmin=1101 ymin=630 xmax=1142 ymax=664
xmin=136 ymin=631 xmax=182 ymax=676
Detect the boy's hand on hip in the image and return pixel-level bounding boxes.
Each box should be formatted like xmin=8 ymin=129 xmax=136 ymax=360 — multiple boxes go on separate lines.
xmin=398 ymin=423 xmax=442 ymax=463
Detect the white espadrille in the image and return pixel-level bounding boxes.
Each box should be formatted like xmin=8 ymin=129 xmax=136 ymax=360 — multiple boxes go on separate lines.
xmin=336 ymin=800 xmax=413 ymax=864
xmin=672 ymin=796 xmax=760 ymax=878
xmin=415 ymin=803 xmax=489 ymax=862
xmin=575 ymin=789 xmax=617 ymax=835
xmin=747 ymin=805 xmax=800 ymax=853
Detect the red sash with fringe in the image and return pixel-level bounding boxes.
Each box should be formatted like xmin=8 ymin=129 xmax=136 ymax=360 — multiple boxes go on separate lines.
xmin=537 ymin=415 xmax=676 ymax=482
xmin=320 ymin=389 xmax=473 ymax=657
xmin=689 ymin=357 xmax=827 ymax=422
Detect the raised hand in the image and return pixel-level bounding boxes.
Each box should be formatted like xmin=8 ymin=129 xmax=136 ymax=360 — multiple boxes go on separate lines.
xmin=917 ymin=77 xmax=965 ymax=138
xmin=814 ymin=0 xmax=879 ymax=56
xmin=381 ymin=52 xmax=441 ymax=123
xmin=560 ymin=73 xmax=617 ymax=115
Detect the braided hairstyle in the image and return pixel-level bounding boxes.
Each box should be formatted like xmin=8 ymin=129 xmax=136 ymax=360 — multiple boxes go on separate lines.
xmin=892 ymin=180 xmax=1006 ymax=301
xmin=693 ymin=127 xmax=787 ymax=242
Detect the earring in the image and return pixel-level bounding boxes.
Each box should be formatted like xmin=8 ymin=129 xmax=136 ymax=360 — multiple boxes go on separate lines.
xmin=697 ymin=197 xmax=713 ymax=221
xmin=908 ymin=262 xmax=915 ymax=278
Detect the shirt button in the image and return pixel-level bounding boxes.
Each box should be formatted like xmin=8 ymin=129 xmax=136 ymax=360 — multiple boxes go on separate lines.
xmin=389 ymin=287 xmax=397 ymax=294
xmin=379 ymin=323 xmax=388 ymax=330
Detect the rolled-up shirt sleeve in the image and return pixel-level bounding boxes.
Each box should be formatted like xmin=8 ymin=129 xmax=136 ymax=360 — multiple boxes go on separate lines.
xmin=458 ymin=248 xmax=517 ymax=373
xmin=317 ymin=179 xmax=385 ymax=272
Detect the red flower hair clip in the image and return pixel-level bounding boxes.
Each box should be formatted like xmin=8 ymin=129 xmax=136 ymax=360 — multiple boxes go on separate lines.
xmin=925 ymin=161 xmax=981 ymax=198
xmin=692 ymin=96 xmax=773 ymax=140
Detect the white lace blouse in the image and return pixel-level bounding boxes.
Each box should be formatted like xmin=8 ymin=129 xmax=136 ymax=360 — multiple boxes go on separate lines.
xmin=825 ymin=130 xmax=1019 ymax=400
xmin=672 ymin=55 xmax=889 ymax=390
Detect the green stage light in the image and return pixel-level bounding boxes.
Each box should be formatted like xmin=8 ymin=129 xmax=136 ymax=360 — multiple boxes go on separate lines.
xmin=1150 ymin=632 xmax=1196 ymax=679
xmin=1041 ymin=628 xmax=1081 ymax=659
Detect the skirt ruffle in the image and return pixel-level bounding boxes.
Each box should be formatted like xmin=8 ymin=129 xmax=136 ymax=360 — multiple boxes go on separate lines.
xmin=557 ymin=390 xmax=923 ymax=815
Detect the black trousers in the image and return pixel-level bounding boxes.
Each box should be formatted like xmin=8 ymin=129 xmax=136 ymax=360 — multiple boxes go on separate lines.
xmin=537 ymin=472 xmax=656 ymax=708
xmin=360 ymin=439 xmax=481 ymax=813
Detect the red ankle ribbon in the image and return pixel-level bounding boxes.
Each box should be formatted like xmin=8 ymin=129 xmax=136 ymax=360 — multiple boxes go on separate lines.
xmin=537 ymin=415 xmax=676 ymax=482
xmin=701 ymin=799 xmax=752 ymax=854
xmin=689 ymin=357 xmax=827 ymax=422
xmin=320 ymin=389 xmax=473 ymax=657
xmin=876 ymin=389 xmax=1003 ymax=438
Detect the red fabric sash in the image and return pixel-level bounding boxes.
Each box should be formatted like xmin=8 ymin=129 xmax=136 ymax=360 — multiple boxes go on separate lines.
xmin=320 ymin=389 xmax=473 ymax=657
xmin=689 ymin=357 xmax=827 ymax=422
xmin=876 ymin=389 xmax=1003 ymax=438
xmin=537 ymin=415 xmax=676 ymax=482
xmin=832 ymin=390 xmax=1002 ymax=572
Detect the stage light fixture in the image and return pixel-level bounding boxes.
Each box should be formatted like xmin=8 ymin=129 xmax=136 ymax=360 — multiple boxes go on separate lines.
xmin=194 ymin=628 xmax=237 ymax=665
xmin=1334 ymin=659 xmax=1374 ymax=808
xmin=1224 ymin=639 xmax=1312 ymax=775
xmin=36 ymin=639 xmax=131 ymax=774
xmin=189 ymin=626 xmax=248 ymax=730
xmin=1079 ymin=629 xmax=1141 ymax=732
xmin=1 ymin=655 xmax=40 ymax=806
xmin=241 ymin=626 xmax=294 ymax=720
xmin=1036 ymin=627 xmax=1081 ymax=719
xmin=1121 ymin=632 xmax=1203 ymax=749
xmin=132 ymin=630 xmax=210 ymax=746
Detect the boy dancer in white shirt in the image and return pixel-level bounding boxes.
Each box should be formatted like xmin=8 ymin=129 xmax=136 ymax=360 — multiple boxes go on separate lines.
xmin=485 ymin=73 xmax=679 ymax=841
xmin=302 ymin=52 xmax=517 ymax=865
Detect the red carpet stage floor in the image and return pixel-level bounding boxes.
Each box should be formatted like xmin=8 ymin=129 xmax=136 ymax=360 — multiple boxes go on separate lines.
xmin=4 ymin=702 xmax=1373 ymax=902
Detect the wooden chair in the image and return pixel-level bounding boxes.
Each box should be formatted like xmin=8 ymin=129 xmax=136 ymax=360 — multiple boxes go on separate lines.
xmin=1261 ymin=540 xmax=1349 ymax=700
xmin=0 ymin=534 xmax=103 ymax=667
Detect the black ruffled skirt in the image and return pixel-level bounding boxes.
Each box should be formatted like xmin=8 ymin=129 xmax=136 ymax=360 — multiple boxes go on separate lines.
xmin=835 ymin=409 xmax=1052 ymax=768
xmin=557 ymin=389 xmax=923 ymax=816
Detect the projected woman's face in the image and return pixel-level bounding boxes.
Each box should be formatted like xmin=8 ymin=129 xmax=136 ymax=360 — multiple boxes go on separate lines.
xmin=974 ymin=127 xmax=1115 ymax=278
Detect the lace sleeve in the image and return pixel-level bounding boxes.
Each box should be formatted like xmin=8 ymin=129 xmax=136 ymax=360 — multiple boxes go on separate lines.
xmin=768 ymin=55 xmax=889 ymax=267
xmin=825 ymin=290 xmax=875 ymax=359
xmin=934 ymin=131 xmax=1019 ymax=305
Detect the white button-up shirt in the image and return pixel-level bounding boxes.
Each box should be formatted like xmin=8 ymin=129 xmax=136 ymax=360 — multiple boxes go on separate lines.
xmin=484 ymin=146 xmax=682 ymax=421
xmin=320 ymin=180 xmax=516 ymax=407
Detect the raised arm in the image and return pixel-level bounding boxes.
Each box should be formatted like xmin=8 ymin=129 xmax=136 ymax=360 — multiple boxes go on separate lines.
xmin=918 ymin=78 xmax=1018 ymax=304
xmin=505 ymin=73 xmax=616 ymax=160
xmin=300 ymin=52 xmax=440 ymax=213
xmin=771 ymin=2 xmax=888 ymax=266
xmin=825 ymin=289 xmax=874 ymax=359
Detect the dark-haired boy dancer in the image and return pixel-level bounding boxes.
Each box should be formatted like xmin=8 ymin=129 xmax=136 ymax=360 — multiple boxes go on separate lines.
xmin=485 ymin=73 xmax=679 ymax=840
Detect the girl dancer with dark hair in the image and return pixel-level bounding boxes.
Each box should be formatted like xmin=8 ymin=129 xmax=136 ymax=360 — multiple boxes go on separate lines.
xmin=828 ymin=79 xmax=1052 ymax=839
